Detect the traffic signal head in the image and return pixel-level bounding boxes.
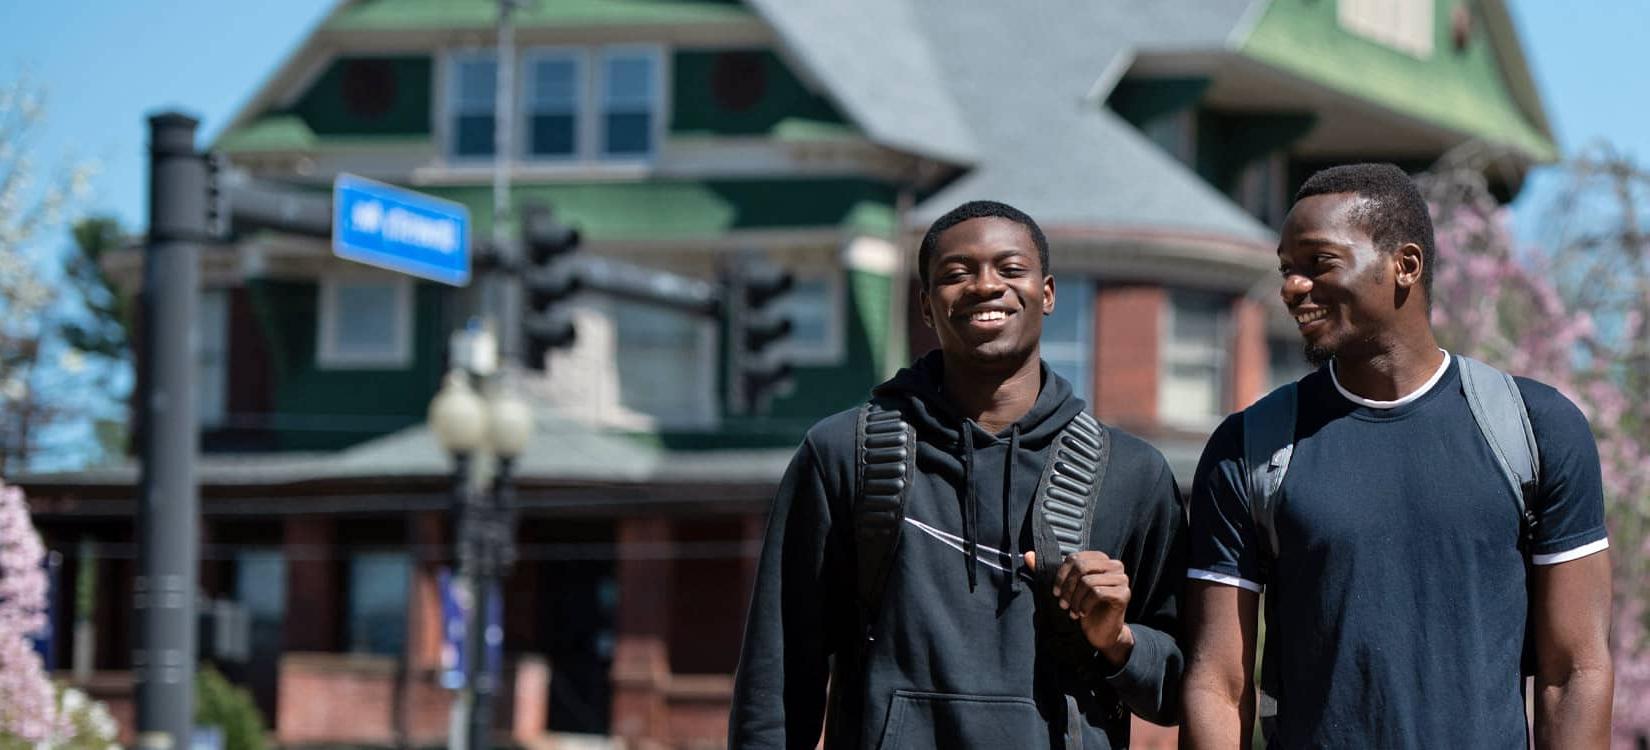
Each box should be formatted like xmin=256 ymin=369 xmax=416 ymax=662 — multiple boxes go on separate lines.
xmin=725 ymin=252 xmax=796 ymax=414
xmin=519 ymin=201 xmax=583 ymax=370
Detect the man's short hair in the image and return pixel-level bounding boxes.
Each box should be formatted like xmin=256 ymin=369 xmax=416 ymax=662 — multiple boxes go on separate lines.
xmin=1294 ymin=163 xmax=1436 ymax=297
xmin=917 ymin=200 xmax=1050 ymax=288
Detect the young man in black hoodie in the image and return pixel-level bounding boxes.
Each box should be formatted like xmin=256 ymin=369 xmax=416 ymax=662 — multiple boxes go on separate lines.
xmin=729 ymin=200 xmax=1186 ymax=749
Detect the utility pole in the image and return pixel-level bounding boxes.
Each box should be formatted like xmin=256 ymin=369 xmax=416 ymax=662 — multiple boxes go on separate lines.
xmin=136 ymin=111 xmax=202 ymax=750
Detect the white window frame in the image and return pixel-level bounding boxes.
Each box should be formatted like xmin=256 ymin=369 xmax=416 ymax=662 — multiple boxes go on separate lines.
xmin=767 ymin=268 xmax=845 ymax=367
xmin=1338 ymin=0 xmax=1435 ymax=58
xmin=1159 ymin=290 xmax=1230 ymax=428
xmin=595 ymin=45 xmax=666 ymax=162
xmin=444 ymin=50 xmax=498 ymax=161
xmin=520 ymin=47 xmax=588 ymax=163
xmin=316 ymin=274 xmax=414 ymax=370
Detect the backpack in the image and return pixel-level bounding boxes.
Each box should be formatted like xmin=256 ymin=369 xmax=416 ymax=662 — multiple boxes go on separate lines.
xmin=853 ymin=401 xmax=1112 ymax=744
xmin=1240 ymin=353 xmax=1540 ymax=737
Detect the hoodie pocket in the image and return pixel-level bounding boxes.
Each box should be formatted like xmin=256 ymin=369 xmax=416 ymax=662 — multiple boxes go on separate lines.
xmin=876 ymin=690 xmax=1045 ymax=750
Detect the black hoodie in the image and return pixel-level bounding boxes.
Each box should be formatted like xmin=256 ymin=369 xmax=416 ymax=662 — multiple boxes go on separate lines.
xmin=730 ymin=353 xmax=1186 ymax=749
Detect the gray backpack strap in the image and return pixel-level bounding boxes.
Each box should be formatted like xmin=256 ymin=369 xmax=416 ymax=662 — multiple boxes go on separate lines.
xmin=1455 ymin=354 xmax=1540 ymax=546
xmin=855 ymin=403 xmax=915 ymax=614
xmin=1242 ymin=383 xmax=1297 ymax=563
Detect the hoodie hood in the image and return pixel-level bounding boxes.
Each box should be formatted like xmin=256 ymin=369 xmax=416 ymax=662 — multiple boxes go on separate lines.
xmin=870 ymin=350 xmax=1088 ymax=449
xmin=869 ymin=350 xmax=1089 ymax=592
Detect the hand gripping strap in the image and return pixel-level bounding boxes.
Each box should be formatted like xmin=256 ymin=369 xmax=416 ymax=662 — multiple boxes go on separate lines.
xmin=1031 ymin=412 xmax=1109 ymax=595
xmin=855 ymin=404 xmax=915 ymax=613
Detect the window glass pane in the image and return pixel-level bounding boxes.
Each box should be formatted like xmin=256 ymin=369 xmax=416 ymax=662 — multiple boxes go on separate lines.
xmin=333 ymin=282 xmax=399 ymax=357
xmin=613 ymin=300 xmax=713 ymax=423
xmin=1162 ymin=362 xmax=1221 ymax=421
xmin=346 ymin=552 xmax=410 ymax=656
xmin=1043 ymin=277 xmax=1091 ymax=395
xmin=773 ymin=277 xmax=829 ymax=348
xmin=603 ymin=55 xmax=653 ymax=107
xmin=234 ymin=551 xmax=286 ymax=621
xmin=1268 ymin=336 xmax=1314 ymax=390
xmin=531 ymin=58 xmax=578 ymax=113
xmin=1171 ymin=294 xmax=1222 ymax=345
xmin=531 ymin=114 xmax=576 ymax=156
xmin=1161 ymin=290 xmax=1228 ymax=422
xmin=456 ymin=114 xmax=495 ymax=157
xmin=455 ymin=59 xmax=496 ymax=111
xmin=604 ymin=113 xmax=651 ymax=156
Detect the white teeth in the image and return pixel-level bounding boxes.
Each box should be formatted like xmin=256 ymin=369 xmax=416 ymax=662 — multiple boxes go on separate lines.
xmin=971 ymin=310 xmax=1007 ymax=322
xmin=1294 ymin=309 xmax=1327 ymax=325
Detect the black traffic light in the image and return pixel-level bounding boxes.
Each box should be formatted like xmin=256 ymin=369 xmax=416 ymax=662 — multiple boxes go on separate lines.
xmin=726 ymin=252 xmax=796 ymax=414
xmin=520 ymin=202 xmax=582 ymax=369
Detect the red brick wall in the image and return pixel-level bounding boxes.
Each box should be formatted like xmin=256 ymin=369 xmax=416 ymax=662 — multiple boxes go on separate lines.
xmin=612 ymin=517 xmax=673 ymax=742
xmin=1093 ymin=285 xmax=1164 ymax=431
xmin=1229 ymin=297 xmax=1268 ymax=411
xmin=283 ymin=517 xmax=340 ymax=652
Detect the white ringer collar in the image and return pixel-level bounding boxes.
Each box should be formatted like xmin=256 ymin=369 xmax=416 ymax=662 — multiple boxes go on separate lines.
xmin=1330 ymin=350 xmax=1451 ymax=409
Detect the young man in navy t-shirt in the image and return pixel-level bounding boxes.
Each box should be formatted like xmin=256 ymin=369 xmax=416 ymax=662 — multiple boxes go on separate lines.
xmin=1180 ymin=164 xmax=1613 ymax=748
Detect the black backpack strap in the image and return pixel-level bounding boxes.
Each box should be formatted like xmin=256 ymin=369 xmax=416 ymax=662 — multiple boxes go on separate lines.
xmin=855 ymin=402 xmax=915 ymax=616
xmin=1030 ymin=411 xmax=1109 ymax=594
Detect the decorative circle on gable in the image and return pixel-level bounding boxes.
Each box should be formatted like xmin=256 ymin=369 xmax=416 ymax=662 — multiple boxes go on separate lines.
xmin=341 ymin=59 xmax=398 ymax=119
xmin=711 ymin=52 xmax=766 ymax=112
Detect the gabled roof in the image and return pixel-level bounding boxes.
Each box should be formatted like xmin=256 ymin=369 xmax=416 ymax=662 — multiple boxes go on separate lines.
xmin=744 ymin=0 xmax=976 ymax=166
xmin=897 ymin=0 xmax=1271 ymax=242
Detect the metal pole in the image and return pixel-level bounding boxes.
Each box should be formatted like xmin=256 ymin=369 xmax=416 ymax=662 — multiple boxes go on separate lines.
xmin=137 ymin=111 xmax=203 ymax=750
xmin=492 ymin=0 xmax=523 ymax=360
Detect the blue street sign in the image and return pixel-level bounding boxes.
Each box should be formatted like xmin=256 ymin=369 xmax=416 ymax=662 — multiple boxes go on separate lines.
xmin=438 ymin=567 xmax=503 ymax=690
xmin=332 ymin=173 xmax=471 ymax=286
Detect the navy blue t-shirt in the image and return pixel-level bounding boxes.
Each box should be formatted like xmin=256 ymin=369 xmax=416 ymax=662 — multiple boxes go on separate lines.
xmin=1188 ymin=356 xmax=1608 ymax=748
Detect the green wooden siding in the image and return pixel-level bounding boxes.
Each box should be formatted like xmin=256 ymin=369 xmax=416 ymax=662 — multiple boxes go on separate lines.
xmin=284 ymin=56 xmax=433 ymax=137
xmin=324 ymin=0 xmax=752 ymax=32
xmin=670 ymin=50 xmax=851 ymax=137
xmin=1239 ymin=0 xmax=1555 ymax=160
xmin=246 ymin=279 xmax=450 ymax=451
xmin=425 ymin=177 xmax=898 ymax=241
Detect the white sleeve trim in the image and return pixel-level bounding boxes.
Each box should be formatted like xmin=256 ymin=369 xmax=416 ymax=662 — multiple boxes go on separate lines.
xmin=1531 ymin=537 xmax=1609 ymax=566
xmin=1187 ymin=568 xmax=1263 ymax=593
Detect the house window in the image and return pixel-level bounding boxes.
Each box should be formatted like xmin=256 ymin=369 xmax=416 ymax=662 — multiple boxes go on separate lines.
xmin=1043 ymin=276 xmax=1093 ymax=397
xmin=317 ymin=276 xmax=413 ymax=369
xmin=346 ymin=552 xmax=410 ymax=656
xmin=1141 ymin=108 xmax=1196 ymax=166
xmin=1268 ymin=335 xmax=1315 ymax=390
xmin=767 ymin=270 xmax=844 ymax=366
xmin=199 ymin=289 xmax=229 ymax=427
xmin=1339 ymin=0 xmax=1435 ymax=58
xmin=599 ymin=47 xmax=661 ymax=158
xmin=612 ymin=299 xmax=717 ymax=428
xmin=1236 ymin=151 xmax=1289 ymax=229
xmin=1161 ymin=291 xmax=1229 ymax=426
xmin=448 ymin=54 xmax=497 ymax=157
xmin=525 ymin=51 xmax=582 ymax=159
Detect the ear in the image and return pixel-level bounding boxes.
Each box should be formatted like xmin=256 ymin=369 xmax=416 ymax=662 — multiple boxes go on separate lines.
xmin=919 ymin=287 xmax=935 ymax=328
xmin=1393 ymin=242 xmax=1424 ymax=291
xmin=1042 ymin=275 xmax=1056 ymax=316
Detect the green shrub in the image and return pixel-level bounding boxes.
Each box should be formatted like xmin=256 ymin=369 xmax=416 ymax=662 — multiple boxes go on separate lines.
xmin=195 ymin=665 xmax=267 ymax=750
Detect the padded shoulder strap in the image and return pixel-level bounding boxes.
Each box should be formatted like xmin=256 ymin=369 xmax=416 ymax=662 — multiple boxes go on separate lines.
xmin=1242 ymin=383 xmax=1297 ymax=560
xmin=1455 ymin=354 xmax=1541 ymax=542
xmin=855 ymin=402 xmax=915 ymax=614
xmin=1030 ymin=412 xmax=1109 ymax=592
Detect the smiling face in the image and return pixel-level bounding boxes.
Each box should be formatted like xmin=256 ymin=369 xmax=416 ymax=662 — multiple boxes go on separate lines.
xmin=920 ymin=216 xmax=1055 ymax=370
xmin=1277 ymin=192 xmax=1423 ymax=365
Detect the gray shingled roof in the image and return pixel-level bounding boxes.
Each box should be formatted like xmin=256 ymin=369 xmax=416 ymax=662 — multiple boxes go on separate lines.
xmin=905 ymin=0 xmax=1270 ymax=242
xmin=15 ymin=407 xmax=795 ymax=488
xmin=746 ymin=0 xmax=977 ymax=166
xmin=752 ymin=0 xmax=1270 ymax=243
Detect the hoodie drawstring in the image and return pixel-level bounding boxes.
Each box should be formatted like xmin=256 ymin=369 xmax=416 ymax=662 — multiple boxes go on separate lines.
xmin=1003 ymin=424 xmax=1020 ymax=594
xmin=960 ymin=424 xmax=979 ymax=591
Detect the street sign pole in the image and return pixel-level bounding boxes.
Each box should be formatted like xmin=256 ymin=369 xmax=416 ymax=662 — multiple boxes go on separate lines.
xmin=136 ymin=111 xmax=203 ymax=750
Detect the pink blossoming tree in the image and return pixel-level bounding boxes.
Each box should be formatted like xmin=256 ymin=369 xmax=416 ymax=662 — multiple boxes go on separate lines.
xmin=1421 ymin=145 xmax=1650 ymax=747
xmin=0 ymin=479 xmax=61 ymax=742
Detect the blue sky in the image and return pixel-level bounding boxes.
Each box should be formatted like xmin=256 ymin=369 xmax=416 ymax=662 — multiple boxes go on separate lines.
xmin=4 ymin=0 xmax=1647 ymax=233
